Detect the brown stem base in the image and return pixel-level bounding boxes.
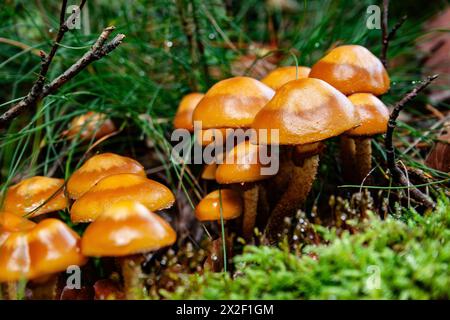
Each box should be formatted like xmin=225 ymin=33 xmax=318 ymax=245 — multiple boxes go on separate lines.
xmin=340 ymin=135 xmax=356 ymax=183
xmin=264 ymin=155 xmax=320 ymax=244
xmin=118 ymin=255 xmax=145 ymax=300
xmin=240 ymin=183 xmax=259 ymax=240
xmin=29 ymin=274 xmax=60 ymax=300
xmin=354 ymin=137 xmax=372 ymax=184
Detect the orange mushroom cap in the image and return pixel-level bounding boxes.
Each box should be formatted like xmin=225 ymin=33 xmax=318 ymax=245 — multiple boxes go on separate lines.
xmin=173 ymin=93 xmax=205 ymax=132
xmin=81 ymin=200 xmax=176 ymax=257
xmin=0 ymin=211 xmax=36 ymax=233
xmin=67 ymin=153 xmax=146 ymax=200
xmin=71 ymin=173 xmax=175 ymax=223
xmin=201 ymin=163 xmax=218 ymax=181
xmin=0 ymin=219 xmax=86 ymax=282
xmin=3 ymin=176 xmax=68 ymax=217
xmin=196 ymin=128 xmax=229 ymax=147
xmin=192 ymin=77 xmax=275 ymax=129
xmin=195 ymin=189 xmax=243 ymax=221
xmin=28 ymin=219 xmax=87 ymax=279
xmin=0 ymin=211 xmax=36 ymax=246
xmin=309 ymin=45 xmax=390 ymax=95
xmin=0 ymin=232 xmax=32 ymax=282
xmin=252 ymin=78 xmax=359 ymax=145
xmin=346 ymin=93 xmax=389 ymax=136
xmin=64 ymin=112 xmax=116 ymax=141
xmin=261 ymin=66 xmax=311 ymax=90
xmin=216 ymin=140 xmax=274 ymax=184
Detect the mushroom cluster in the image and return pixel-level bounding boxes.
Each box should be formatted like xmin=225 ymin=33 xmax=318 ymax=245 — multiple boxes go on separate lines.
xmin=0 ymin=152 xmax=176 ymax=300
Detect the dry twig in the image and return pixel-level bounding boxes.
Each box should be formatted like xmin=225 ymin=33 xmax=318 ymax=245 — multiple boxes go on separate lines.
xmin=381 ymin=0 xmax=407 ymax=68
xmin=0 ymin=0 xmax=125 ymax=129
xmin=385 ymin=75 xmax=439 ymax=208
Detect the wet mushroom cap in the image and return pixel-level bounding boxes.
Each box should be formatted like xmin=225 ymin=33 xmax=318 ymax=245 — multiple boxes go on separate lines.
xmin=28 ymin=219 xmax=87 ymax=279
xmin=309 ymin=45 xmax=390 ymax=95
xmin=196 ymin=128 xmax=229 ymax=147
xmin=0 ymin=219 xmax=85 ymax=282
xmin=3 ymin=176 xmax=68 ymax=217
xmin=216 ymin=140 xmax=274 ymax=184
xmin=192 ymin=77 xmax=275 ymax=129
xmin=71 ymin=173 xmax=175 ymax=223
xmin=261 ymin=66 xmax=311 ymax=90
xmin=81 ymin=200 xmax=176 ymax=257
xmin=67 ymin=153 xmax=146 ymax=200
xmin=346 ymin=93 xmax=389 ymax=136
xmin=252 ymin=78 xmax=359 ymax=145
xmin=195 ymin=189 xmax=243 ymax=221
xmin=0 ymin=211 xmax=36 ymax=233
xmin=0 ymin=232 xmax=32 ymax=282
xmin=173 ymin=93 xmax=205 ymax=132
xmin=201 ymin=163 xmax=218 ymax=180
xmin=64 ymin=112 xmax=116 ymax=141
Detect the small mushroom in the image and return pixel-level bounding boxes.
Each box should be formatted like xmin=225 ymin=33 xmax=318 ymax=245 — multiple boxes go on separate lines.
xmin=309 ymin=44 xmax=390 ymax=95
xmin=70 ymin=173 xmax=175 ymax=223
xmin=344 ymin=93 xmax=390 ymax=183
xmin=173 ymin=93 xmax=205 ymax=132
xmin=81 ymin=200 xmax=176 ymax=300
xmin=63 ymin=112 xmax=115 ymax=141
xmin=201 ymin=163 xmax=218 ymax=181
xmin=0 ymin=219 xmax=86 ymax=299
xmin=252 ymin=78 xmax=359 ymax=243
xmin=216 ymin=140 xmax=274 ymax=240
xmin=261 ymin=66 xmax=311 ymax=90
xmin=3 ymin=176 xmax=68 ymax=218
xmin=66 ymin=153 xmax=146 ymax=200
xmin=195 ymin=189 xmax=242 ymax=271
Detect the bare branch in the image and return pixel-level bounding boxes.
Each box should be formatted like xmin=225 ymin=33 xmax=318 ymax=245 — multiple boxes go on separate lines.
xmin=381 ymin=0 xmax=407 ymax=69
xmin=0 ymin=2 xmax=125 ymax=129
xmin=385 ymin=75 xmax=439 ymax=208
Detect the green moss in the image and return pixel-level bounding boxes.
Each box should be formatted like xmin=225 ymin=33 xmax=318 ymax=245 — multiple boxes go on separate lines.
xmin=167 ymin=197 xmax=450 ymax=299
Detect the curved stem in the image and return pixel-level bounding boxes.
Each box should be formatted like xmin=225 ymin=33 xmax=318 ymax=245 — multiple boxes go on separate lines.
xmin=119 ymin=255 xmax=145 ymax=300
xmin=265 ymin=155 xmax=319 ymax=244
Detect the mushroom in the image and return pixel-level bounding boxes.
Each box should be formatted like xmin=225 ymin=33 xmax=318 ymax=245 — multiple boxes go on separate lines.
xmin=215 ymin=140 xmax=274 ymax=240
xmin=195 ymin=189 xmax=242 ymax=271
xmin=70 ymin=173 xmax=175 ymax=223
xmin=0 ymin=219 xmax=86 ymax=299
xmin=192 ymin=76 xmax=275 ymax=130
xmin=63 ymin=112 xmax=115 ymax=141
xmin=0 ymin=211 xmax=35 ymax=246
xmin=201 ymin=163 xmax=218 ymax=181
xmin=309 ymin=45 xmax=390 ymax=183
xmin=3 ymin=176 xmax=68 ymax=218
xmin=261 ymin=66 xmax=311 ymax=90
xmin=66 ymin=153 xmax=146 ymax=200
xmin=344 ymin=93 xmax=390 ymax=183
xmin=309 ymin=44 xmax=390 ymax=95
xmin=252 ymin=78 xmax=359 ymax=243
xmin=81 ymin=200 xmax=176 ymax=300
xmin=173 ymin=93 xmax=205 ymax=132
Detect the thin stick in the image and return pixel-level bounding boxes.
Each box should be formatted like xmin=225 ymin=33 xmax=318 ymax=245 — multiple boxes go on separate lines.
xmin=385 ymin=75 xmax=438 ymax=208
xmin=0 ymin=1 xmax=125 ymax=128
xmin=381 ymin=0 xmax=407 ymax=68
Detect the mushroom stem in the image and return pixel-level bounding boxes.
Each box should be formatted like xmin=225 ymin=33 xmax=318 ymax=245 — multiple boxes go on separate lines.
xmin=266 ymin=146 xmax=293 ymax=209
xmin=118 ymin=255 xmax=145 ymax=300
xmin=233 ymin=183 xmax=259 ymax=240
xmin=1 ymin=282 xmax=19 ymax=300
xmin=353 ymin=137 xmax=372 ymax=183
xmin=30 ymin=274 xmax=59 ymax=299
xmin=265 ymin=154 xmax=319 ymax=244
xmin=340 ymin=135 xmax=356 ymax=182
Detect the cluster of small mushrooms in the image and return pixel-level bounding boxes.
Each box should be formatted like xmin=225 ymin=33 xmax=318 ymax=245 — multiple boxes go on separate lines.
xmin=0 ymin=44 xmax=390 ymax=299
